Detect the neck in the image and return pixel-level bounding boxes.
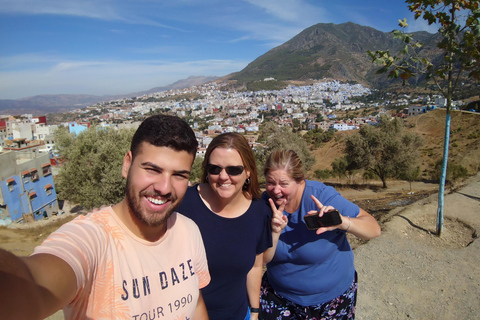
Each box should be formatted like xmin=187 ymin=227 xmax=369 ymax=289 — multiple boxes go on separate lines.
xmin=112 ymin=199 xmax=167 ymax=242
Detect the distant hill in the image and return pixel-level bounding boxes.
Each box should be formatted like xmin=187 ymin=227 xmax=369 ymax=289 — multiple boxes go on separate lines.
xmin=229 ymin=22 xmax=440 ymax=88
xmin=0 ymin=76 xmax=218 ymax=116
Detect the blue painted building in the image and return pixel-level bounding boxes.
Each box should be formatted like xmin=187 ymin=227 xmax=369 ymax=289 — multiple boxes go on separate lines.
xmin=0 ymin=151 xmax=59 ymax=224
xmin=68 ymin=122 xmax=89 ymax=136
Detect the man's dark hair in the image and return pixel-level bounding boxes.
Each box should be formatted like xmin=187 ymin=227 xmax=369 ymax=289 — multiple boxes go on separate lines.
xmin=130 ymin=115 xmax=198 ymax=159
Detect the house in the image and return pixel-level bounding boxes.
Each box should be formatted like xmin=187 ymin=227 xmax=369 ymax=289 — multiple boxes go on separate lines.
xmin=408 ymin=105 xmax=428 ymax=116
xmin=0 ymin=151 xmax=59 ymax=225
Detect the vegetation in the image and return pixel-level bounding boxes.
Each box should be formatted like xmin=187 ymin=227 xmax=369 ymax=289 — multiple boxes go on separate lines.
xmin=344 ymin=114 xmax=424 ymax=188
xmin=303 ymin=128 xmax=335 ymax=149
xmin=256 ymin=122 xmax=315 ymax=173
xmin=367 ymin=0 xmax=480 ymax=236
xmin=54 ymin=125 xmax=135 ymax=210
xmin=189 ymin=156 xmax=204 ymax=185
xmin=245 ymin=80 xmax=289 ymax=91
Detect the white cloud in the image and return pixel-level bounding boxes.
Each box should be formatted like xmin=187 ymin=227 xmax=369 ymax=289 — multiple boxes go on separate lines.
xmin=243 ymin=0 xmax=327 ymax=24
xmin=0 ymin=55 xmax=248 ymax=99
xmin=0 ymin=0 xmax=120 ymax=20
xmin=0 ymin=0 xmax=184 ymax=30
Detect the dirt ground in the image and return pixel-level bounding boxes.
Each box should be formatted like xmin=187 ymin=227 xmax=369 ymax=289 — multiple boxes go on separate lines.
xmin=1 ymin=175 xmax=479 ymax=320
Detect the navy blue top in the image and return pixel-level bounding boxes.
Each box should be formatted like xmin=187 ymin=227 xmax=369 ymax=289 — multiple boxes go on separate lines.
xmin=177 ymin=185 xmax=272 ymax=320
xmin=263 ymin=180 xmax=360 ymax=306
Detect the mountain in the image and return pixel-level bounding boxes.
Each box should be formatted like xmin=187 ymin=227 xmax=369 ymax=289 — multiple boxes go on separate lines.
xmin=126 ymin=76 xmax=219 ymax=97
xmin=0 ymin=76 xmax=218 ymax=116
xmin=229 ymin=22 xmax=439 ymax=88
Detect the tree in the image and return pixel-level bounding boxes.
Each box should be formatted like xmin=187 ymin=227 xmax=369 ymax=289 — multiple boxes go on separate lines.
xmin=367 ymin=0 xmax=480 ymax=236
xmin=344 ymin=115 xmax=424 ymax=188
xmin=331 ymin=157 xmax=356 ymax=183
xmin=189 ymin=156 xmax=204 ymax=184
xmin=257 ymin=122 xmax=315 ymax=172
xmin=55 ymin=126 xmax=136 ymax=210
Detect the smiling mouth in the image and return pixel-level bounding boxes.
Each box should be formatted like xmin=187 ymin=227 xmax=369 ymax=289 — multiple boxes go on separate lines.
xmin=146 ymin=196 xmax=167 ymax=205
xmin=218 ymin=183 xmax=231 ymax=187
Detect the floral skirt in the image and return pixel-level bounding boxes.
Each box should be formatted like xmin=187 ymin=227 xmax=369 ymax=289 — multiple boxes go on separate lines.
xmin=259 ymin=271 xmax=357 ymax=320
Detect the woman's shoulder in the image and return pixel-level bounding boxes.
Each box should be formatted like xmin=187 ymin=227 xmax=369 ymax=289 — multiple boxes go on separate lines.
xmin=249 ymin=197 xmax=272 ymax=218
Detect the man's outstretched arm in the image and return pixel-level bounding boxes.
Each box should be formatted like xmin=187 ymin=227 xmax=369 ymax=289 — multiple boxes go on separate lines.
xmin=0 ymin=249 xmax=77 ymax=320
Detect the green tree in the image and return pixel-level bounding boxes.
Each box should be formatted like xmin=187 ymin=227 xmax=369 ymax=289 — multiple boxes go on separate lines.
xmin=344 ymin=115 xmax=424 ymax=188
xmin=314 ymin=169 xmax=332 ymax=180
xmin=189 ymin=156 xmax=204 ymax=184
xmin=303 ymin=128 xmax=335 ymax=149
xmin=367 ymin=0 xmax=480 ymax=235
xmin=332 ymin=157 xmax=351 ymax=179
xmin=397 ymin=165 xmax=421 ymax=190
xmin=55 ymin=126 xmax=136 ymax=210
xmin=316 ymin=114 xmax=325 ymax=122
xmin=257 ymin=122 xmax=315 ymax=172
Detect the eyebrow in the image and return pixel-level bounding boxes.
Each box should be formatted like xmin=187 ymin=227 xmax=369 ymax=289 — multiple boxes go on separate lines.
xmin=141 ymin=162 xmax=191 ymax=175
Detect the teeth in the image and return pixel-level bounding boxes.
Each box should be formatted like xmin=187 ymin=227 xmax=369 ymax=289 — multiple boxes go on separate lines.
xmin=147 ymin=197 xmax=166 ymax=205
xmin=219 ymin=184 xmax=231 ymax=187
xmin=275 ymin=195 xmax=283 ymax=199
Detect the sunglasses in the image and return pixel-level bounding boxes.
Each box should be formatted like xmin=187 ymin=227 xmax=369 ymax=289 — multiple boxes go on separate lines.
xmin=206 ymin=164 xmax=245 ymax=176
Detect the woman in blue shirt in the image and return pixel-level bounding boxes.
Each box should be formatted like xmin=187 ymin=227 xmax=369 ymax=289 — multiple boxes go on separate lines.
xmin=261 ymin=149 xmax=381 ymax=319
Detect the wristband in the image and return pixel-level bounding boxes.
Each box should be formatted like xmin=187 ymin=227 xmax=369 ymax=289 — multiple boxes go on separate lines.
xmin=250 ymin=307 xmax=261 ymax=313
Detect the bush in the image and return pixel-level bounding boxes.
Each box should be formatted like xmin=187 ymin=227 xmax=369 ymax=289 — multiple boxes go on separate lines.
xmin=314 ymin=169 xmax=332 ymax=180
xmin=430 ymin=160 xmax=469 ymax=182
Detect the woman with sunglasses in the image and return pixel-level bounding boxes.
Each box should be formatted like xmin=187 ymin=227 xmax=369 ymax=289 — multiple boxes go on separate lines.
xmin=177 ymin=132 xmax=272 ymax=320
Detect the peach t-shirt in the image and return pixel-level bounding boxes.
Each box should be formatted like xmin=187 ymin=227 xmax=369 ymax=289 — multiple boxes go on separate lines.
xmin=33 ymin=207 xmax=210 ymax=320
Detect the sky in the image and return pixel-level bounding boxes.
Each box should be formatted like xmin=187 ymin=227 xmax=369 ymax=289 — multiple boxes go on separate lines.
xmin=0 ymin=0 xmax=440 ymax=100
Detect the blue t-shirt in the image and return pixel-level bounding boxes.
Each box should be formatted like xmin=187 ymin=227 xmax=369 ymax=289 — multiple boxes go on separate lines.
xmin=177 ymin=185 xmax=272 ymax=320
xmin=263 ymin=179 xmax=360 ymax=306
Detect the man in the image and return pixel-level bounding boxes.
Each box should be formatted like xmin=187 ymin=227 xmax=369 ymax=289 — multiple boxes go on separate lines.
xmin=0 ymin=115 xmax=210 ymax=320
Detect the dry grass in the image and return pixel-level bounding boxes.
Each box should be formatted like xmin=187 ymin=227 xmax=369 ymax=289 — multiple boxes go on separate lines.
xmin=309 ymin=109 xmax=480 ymax=177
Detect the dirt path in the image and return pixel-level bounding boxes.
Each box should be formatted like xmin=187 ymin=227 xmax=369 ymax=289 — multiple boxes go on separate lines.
xmin=353 ymin=173 xmax=480 ymax=320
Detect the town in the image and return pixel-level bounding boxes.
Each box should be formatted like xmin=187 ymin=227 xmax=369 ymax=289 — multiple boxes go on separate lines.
xmin=0 ymin=79 xmax=468 ymax=226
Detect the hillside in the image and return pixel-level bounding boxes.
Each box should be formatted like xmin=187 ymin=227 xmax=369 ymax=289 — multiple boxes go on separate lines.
xmin=0 ymin=76 xmax=218 ymax=116
xmin=309 ymin=109 xmax=480 ymax=181
xmin=229 ymin=22 xmax=440 ymax=88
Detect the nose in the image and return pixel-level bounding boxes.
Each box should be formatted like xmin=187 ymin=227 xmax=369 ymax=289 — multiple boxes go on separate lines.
xmin=153 ymin=175 xmax=173 ymax=196
xmin=218 ymin=168 xmax=229 ymax=179
xmin=273 ymin=185 xmax=282 ymax=194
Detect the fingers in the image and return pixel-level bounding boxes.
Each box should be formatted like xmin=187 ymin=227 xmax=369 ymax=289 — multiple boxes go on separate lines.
xmin=310 ymin=195 xmax=337 ymax=216
xmin=268 ymin=198 xmax=276 ymax=211
xmin=269 ymin=198 xmax=288 ymax=233
xmin=310 ymin=194 xmax=323 ymax=209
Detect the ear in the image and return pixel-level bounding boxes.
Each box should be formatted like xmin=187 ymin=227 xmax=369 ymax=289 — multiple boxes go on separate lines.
xmin=245 ymin=169 xmax=251 ymax=179
xmin=122 ymin=151 xmax=133 ymax=179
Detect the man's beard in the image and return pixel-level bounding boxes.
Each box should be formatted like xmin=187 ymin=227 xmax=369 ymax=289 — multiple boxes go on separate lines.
xmin=125 ymin=175 xmax=179 ymax=227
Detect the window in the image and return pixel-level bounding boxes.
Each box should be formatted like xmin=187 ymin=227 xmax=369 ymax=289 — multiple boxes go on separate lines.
xmin=30 ymin=169 xmax=39 ymax=181
xmin=44 ymin=184 xmax=53 ymax=196
xmin=42 ymin=163 xmax=52 ymax=176
xmin=22 ymin=170 xmax=30 ymax=184
xmin=29 ymin=191 xmax=37 ymax=198
xmin=6 ymin=178 xmax=15 ymax=192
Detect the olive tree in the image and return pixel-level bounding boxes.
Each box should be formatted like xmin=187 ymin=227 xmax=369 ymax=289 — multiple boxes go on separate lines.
xmin=55 ymin=125 xmax=136 ymax=210
xmin=344 ymin=115 xmax=424 ymax=188
xmin=257 ymin=122 xmax=315 ymax=172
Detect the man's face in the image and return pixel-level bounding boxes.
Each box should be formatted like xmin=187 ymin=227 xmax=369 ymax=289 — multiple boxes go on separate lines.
xmin=122 ymin=142 xmax=194 ymax=227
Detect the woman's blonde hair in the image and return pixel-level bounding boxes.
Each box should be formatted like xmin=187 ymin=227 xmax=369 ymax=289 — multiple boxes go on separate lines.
xmin=264 ymin=149 xmax=305 ymax=183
